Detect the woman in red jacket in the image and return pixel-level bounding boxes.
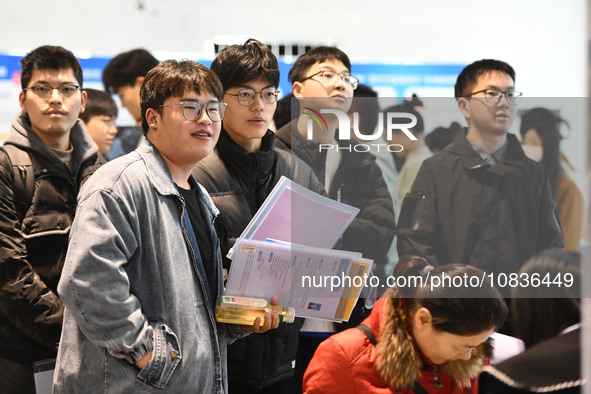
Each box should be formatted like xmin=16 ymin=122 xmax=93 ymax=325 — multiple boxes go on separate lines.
xmin=303 ymin=256 xmax=508 ymax=394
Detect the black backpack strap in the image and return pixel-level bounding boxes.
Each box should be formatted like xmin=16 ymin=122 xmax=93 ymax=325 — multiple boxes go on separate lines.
xmin=2 ymin=144 xmax=34 ymax=218
xmin=356 ymin=324 xmax=377 ymax=346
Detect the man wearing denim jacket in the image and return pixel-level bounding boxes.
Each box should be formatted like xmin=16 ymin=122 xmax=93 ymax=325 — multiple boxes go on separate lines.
xmin=54 ymin=60 xmax=279 ymax=393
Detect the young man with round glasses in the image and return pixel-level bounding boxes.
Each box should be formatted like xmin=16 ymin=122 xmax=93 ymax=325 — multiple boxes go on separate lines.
xmin=54 ymin=59 xmax=279 ymax=393
xmin=0 ymin=45 xmax=102 ymax=392
xmin=192 ymin=39 xmax=323 ymax=394
xmin=397 ymin=59 xmax=563 ymax=284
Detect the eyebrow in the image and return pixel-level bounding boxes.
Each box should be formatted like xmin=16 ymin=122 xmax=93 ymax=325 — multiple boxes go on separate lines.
xmin=180 ymin=98 xmax=219 ymax=103
xmin=235 ymin=84 xmax=275 ymax=90
xmin=32 ymin=80 xmax=78 ymax=86
xmin=484 ymin=85 xmax=515 ymax=91
xmin=317 ymin=66 xmax=351 ymax=76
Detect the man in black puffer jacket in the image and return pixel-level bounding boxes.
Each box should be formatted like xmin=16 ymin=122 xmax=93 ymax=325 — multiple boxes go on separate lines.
xmin=192 ymin=39 xmax=323 ymax=393
xmin=0 ymin=45 xmax=101 ymax=393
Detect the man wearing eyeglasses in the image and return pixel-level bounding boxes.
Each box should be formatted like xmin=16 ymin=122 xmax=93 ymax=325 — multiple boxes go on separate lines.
xmin=191 ymin=39 xmax=324 ymax=394
xmin=397 ymin=59 xmax=563 ymax=283
xmin=54 ymin=59 xmax=279 ymax=393
xmin=275 ymin=46 xmax=396 ymax=387
xmin=0 ymin=45 xmax=102 ymax=392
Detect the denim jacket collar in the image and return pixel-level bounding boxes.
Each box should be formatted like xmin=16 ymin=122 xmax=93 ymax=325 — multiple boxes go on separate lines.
xmin=137 ymin=138 xmax=219 ymax=220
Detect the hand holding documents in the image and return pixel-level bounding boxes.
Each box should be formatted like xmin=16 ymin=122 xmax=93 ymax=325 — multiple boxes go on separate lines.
xmin=223 ymin=177 xmax=374 ymax=323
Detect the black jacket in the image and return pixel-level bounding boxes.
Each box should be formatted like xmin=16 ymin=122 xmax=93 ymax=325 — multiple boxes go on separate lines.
xmin=397 ymin=131 xmax=564 ymax=283
xmin=0 ymin=113 xmax=101 ymax=362
xmin=275 ymin=120 xmax=396 ymax=281
xmin=192 ymin=129 xmax=323 ymax=388
xmin=479 ymin=328 xmax=583 ymax=393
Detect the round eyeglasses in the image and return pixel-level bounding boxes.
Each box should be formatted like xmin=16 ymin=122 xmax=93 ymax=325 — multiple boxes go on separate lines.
xmin=157 ymin=101 xmax=227 ymax=122
xmin=225 ymin=87 xmax=279 ymax=106
xmin=468 ymin=89 xmax=523 ymax=105
xmin=23 ymin=84 xmax=81 ymax=100
xmin=299 ymin=70 xmax=359 ymax=90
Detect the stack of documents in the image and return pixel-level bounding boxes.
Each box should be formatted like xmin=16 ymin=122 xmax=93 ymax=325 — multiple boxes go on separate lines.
xmin=225 ymin=176 xmax=373 ymax=322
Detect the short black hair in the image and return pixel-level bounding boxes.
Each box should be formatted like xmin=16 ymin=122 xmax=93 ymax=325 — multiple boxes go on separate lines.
xmin=348 ymin=84 xmax=380 ymax=135
xmin=425 ymin=121 xmax=463 ymax=153
xmin=140 ymin=59 xmax=223 ymax=135
xmin=273 ymin=93 xmax=297 ymax=130
xmin=79 ymin=88 xmax=118 ymax=123
xmin=210 ymin=39 xmax=279 ymax=90
xmin=288 ymin=46 xmax=351 ymax=85
xmin=383 ymin=97 xmax=425 ymax=135
xmin=454 ymin=59 xmax=515 ymax=99
xmin=20 ymin=45 xmax=83 ymax=89
xmin=102 ymin=48 xmax=159 ymax=94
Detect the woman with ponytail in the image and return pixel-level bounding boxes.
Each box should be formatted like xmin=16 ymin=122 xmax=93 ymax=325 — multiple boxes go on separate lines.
xmin=303 ymin=256 xmax=508 ymax=393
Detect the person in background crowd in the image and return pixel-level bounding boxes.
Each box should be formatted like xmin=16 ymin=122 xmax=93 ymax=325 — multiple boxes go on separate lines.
xmin=520 ymin=107 xmax=583 ymax=252
xmin=0 ymin=45 xmax=101 ymax=393
xmin=397 ymin=59 xmax=563 ymax=279
xmin=348 ymin=83 xmax=399 ymax=283
xmin=192 ymin=39 xmax=323 ymax=394
xmin=383 ymin=97 xmax=432 ymax=218
xmin=304 ymin=255 xmax=508 ymax=393
xmin=272 ymin=92 xmax=296 ymax=131
xmin=424 ymin=121 xmax=462 ymax=155
xmin=479 ymin=248 xmax=584 ymax=393
xmin=54 ymin=59 xmax=280 ymax=393
xmin=102 ymin=48 xmax=159 ymax=126
xmin=79 ymin=88 xmax=118 ymax=157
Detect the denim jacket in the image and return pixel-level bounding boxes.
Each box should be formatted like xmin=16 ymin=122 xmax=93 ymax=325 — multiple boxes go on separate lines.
xmin=54 ymin=140 xmax=246 ymax=393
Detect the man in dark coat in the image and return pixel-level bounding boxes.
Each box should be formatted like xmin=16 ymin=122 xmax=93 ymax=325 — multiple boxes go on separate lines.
xmin=0 ymin=45 xmax=101 ymax=392
xmin=397 ymin=59 xmax=563 ymax=287
xmin=192 ymin=39 xmax=323 ymax=393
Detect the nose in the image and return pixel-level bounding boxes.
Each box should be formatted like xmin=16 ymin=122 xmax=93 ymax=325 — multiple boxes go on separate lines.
xmin=48 ymin=87 xmax=63 ymax=104
xmin=108 ymin=123 xmax=118 ymax=136
xmin=251 ymin=92 xmax=265 ymax=111
xmin=196 ymin=108 xmax=212 ymax=124
xmin=334 ymin=75 xmax=346 ymax=90
xmin=456 ymin=348 xmax=473 ymax=361
xmin=497 ymin=93 xmax=509 ymax=107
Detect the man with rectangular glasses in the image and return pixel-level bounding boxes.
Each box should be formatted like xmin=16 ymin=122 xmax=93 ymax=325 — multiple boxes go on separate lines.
xmin=397 ymin=59 xmax=563 ymax=288
xmin=275 ymin=46 xmax=396 ymax=387
xmin=0 ymin=45 xmax=101 ymax=392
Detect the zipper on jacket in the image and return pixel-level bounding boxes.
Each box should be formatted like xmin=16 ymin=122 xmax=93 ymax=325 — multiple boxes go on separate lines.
xmin=179 ymin=199 xmax=224 ymax=386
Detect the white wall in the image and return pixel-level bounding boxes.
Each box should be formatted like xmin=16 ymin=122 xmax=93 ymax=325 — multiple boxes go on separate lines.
xmin=0 ymin=0 xmax=588 ymax=178
xmin=1 ymin=0 xmax=586 ymax=96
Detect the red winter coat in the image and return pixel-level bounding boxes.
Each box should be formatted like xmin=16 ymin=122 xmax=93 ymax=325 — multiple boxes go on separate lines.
xmin=303 ymin=297 xmax=491 ymax=394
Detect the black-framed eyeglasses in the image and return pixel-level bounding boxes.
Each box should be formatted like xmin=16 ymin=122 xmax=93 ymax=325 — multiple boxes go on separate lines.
xmin=23 ymin=84 xmax=81 ymax=100
xmin=225 ymin=87 xmax=279 ymax=106
xmin=299 ymin=70 xmax=359 ymax=90
xmin=468 ymin=89 xmax=523 ymax=105
xmin=157 ymin=101 xmax=227 ymax=122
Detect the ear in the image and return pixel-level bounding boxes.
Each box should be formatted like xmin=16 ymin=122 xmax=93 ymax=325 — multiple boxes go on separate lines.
xmin=413 ymin=307 xmax=432 ymax=331
xmin=145 ymin=107 xmax=159 ymax=130
xmin=19 ymin=90 xmax=27 ymax=113
xmin=134 ymin=76 xmax=145 ymax=88
xmin=79 ymin=89 xmax=87 ymax=114
xmin=292 ymin=82 xmax=304 ymax=98
xmin=457 ymin=97 xmax=471 ymax=120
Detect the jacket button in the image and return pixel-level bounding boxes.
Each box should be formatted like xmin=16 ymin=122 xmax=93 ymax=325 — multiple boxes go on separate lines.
xmin=170 ymin=351 xmax=178 ymax=359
